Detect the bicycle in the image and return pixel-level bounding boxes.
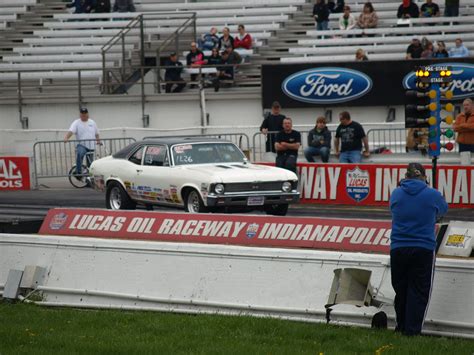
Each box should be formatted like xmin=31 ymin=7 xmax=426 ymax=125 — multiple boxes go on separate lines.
xmin=68 ymin=144 xmax=107 ymax=188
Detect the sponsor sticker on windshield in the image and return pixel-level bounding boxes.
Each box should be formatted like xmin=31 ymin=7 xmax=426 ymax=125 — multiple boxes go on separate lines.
xmin=174 ymin=145 xmax=192 ymax=154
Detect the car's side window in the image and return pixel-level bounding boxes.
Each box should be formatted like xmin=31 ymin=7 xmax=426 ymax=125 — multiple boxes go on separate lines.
xmin=144 ymin=145 xmax=168 ymax=167
xmin=129 ymin=146 xmax=144 ymax=165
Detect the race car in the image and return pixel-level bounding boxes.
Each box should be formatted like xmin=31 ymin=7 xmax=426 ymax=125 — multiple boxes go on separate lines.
xmin=89 ymin=138 xmax=299 ymax=215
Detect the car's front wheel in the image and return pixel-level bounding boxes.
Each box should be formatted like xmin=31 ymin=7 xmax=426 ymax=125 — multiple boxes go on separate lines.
xmin=184 ymin=189 xmax=207 ymax=213
xmin=264 ymin=203 xmax=289 ymax=216
xmin=106 ymin=181 xmax=136 ymax=210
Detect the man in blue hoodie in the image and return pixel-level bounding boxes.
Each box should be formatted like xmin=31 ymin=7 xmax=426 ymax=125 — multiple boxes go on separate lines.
xmin=389 ymin=162 xmax=448 ymax=336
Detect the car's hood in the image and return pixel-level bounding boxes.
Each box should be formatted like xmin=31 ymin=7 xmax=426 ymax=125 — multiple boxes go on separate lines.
xmin=181 ymin=163 xmax=297 ymax=182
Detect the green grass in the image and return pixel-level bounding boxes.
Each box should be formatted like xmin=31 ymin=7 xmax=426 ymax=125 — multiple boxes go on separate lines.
xmin=0 ymin=303 xmax=472 ymax=354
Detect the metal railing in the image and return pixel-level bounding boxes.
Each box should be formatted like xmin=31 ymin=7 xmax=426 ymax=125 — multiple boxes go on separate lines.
xmin=101 ymin=14 xmax=144 ymax=95
xmin=33 ymin=137 xmax=136 ymax=186
xmin=367 ymin=128 xmax=459 ymax=153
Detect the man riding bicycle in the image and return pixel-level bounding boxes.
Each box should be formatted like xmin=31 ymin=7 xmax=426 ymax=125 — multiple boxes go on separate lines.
xmin=64 ymin=107 xmax=101 ymax=180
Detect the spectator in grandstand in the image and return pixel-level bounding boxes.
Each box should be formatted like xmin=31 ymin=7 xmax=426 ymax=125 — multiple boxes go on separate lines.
xmin=219 ymin=27 xmax=234 ymax=50
xmin=406 ymin=38 xmax=423 ymax=59
xmin=357 ymin=2 xmax=379 ymax=30
xmin=113 ymin=0 xmax=135 ymax=12
xmin=421 ymin=40 xmax=434 ymax=58
xmin=275 ymin=117 xmax=301 ymax=174
xmin=206 ymin=47 xmax=222 ymax=66
xmin=213 ymin=47 xmax=241 ymax=92
xmin=260 ymin=101 xmax=286 ymax=153
xmin=397 ymin=0 xmax=420 ymax=19
xmin=304 ymin=116 xmax=332 ymax=163
xmin=448 ymin=38 xmax=469 ymax=58
xmin=234 ymin=24 xmax=253 ymax=50
xmin=313 ymin=0 xmax=330 ymax=31
xmin=334 ymin=111 xmax=370 ymax=163
xmin=328 ymin=0 xmax=345 ymax=13
xmin=453 ymin=98 xmax=474 ymax=152
xmin=95 ymin=0 xmax=111 ymax=13
xmin=433 ymin=41 xmax=449 ymax=57
xmin=339 ymin=6 xmax=356 ymax=31
xmin=390 ymin=162 xmax=448 ymax=336
xmin=198 ymin=27 xmax=220 ymax=51
xmin=420 ymin=0 xmax=440 ymax=17
xmin=164 ymin=53 xmax=186 ymax=94
xmin=206 ymin=48 xmax=222 ymax=87
xmin=66 ymin=0 xmax=95 ymax=14
xmin=64 ymin=108 xmax=101 ymax=181
xmin=355 ymin=48 xmax=369 ymax=60
xmin=444 ymin=0 xmax=459 ymax=17
xmin=186 ymin=42 xmax=207 ymax=87
xmin=406 ymin=128 xmax=428 ymax=155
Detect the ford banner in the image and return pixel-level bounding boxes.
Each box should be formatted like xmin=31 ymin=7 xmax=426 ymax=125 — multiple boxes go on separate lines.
xmin=262 ymin=58 xmax=474 ymax=108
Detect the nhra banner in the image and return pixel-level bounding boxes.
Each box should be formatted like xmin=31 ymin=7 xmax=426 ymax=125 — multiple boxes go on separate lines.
xmin=297 ymin=163 xmax=474 ymax=208
xmin=39 ymin=208 xmax=392 ymax=254
xmin=261 ymin=58 xmax=474 ymax=108
xmin=0 ymin=156 xmax=31 ymax=190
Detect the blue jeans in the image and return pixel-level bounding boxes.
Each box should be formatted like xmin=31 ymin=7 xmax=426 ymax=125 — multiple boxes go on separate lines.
xmin=304 ymin=146 xmax=330 ymax=163
xmin=276 ymin=154 xmax=297 ymax=174
xmin=316 ymin=21 xmax=329 ymax=31
xmin=76 ymin=144 xmax=93 ymax=175
xmin=459 ymin=143 xmax=474 ymax=153
xmin=339 ymin=150 xmax=362 ymax=163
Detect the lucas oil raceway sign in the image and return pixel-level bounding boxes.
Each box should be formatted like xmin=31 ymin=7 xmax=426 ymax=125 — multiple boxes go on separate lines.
xmin=297 ymin=163 xmax=474 ymax=208
xmin=40 ymin=208 xmax=392 ymax=254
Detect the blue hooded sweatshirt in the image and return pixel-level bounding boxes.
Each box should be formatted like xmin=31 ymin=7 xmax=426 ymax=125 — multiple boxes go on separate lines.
xmin=390 ymin=179 xmax=448 ymax=251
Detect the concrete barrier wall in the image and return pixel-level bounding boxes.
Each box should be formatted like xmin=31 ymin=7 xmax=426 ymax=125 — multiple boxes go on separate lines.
xmin=1 ymin=234 xmax=472 ymax=337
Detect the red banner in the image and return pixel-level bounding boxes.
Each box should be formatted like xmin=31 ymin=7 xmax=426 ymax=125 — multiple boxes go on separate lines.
xmin=0 ymin=156 xmax=31 ymax=190
xmin=39 ymin=208 xmax=392 ymax=254
xmin=259 ymin=163 xmax=473 ymax=208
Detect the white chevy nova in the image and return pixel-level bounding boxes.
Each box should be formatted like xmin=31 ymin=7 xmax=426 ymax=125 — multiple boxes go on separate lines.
xmin=90 ymin=138 xmax=299 ymax=215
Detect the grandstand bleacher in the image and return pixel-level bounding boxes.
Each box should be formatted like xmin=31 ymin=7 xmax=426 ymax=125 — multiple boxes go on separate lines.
xmin=0 ymin=0 xmax=472 ymax=99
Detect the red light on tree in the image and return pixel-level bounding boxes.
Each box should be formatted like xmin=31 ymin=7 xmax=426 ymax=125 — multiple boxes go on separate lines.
xmin=444 ymin=142 xmax=454 ymax=151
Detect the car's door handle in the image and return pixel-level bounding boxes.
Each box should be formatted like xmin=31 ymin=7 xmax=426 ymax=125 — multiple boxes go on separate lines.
xmin=136 ymin=169 xmax=143 ymax=173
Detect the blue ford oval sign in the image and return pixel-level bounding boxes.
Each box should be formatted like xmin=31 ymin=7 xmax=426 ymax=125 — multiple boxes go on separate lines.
xmin=281 ymin=67 xmax=373 ymax=104
xmin=403 ymin=63 xmax=474 ymax=100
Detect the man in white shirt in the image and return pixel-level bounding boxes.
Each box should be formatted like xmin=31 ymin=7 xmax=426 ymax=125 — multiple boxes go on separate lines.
xmin=64 ymin=107 xmax=100 ymax=177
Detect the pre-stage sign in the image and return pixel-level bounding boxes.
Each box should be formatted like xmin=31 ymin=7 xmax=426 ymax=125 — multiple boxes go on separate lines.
xmin=40 ymin=208 xmax=393 ymax=254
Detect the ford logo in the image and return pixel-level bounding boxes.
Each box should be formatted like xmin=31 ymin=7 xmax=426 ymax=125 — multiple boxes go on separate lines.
xmin=281 ymin=67 xmax=373 ymax=104
xmin=403 ymin=63 xmax=474 ymax=100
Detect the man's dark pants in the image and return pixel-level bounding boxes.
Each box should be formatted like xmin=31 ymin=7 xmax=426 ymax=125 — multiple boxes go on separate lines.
xmin=390 ymin=247 xmax=435 ymax=336
xmin=276 ymin=153 xmax=297 ymax=174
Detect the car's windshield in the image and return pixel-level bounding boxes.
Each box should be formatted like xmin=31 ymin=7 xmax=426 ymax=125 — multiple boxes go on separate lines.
xmin=172 ymin=143 xmax=246 ymax=166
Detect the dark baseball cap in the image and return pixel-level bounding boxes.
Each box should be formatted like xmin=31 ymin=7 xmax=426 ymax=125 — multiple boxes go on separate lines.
xmin=80 ymin=107 xmax=88 ymax=113
xmin=406 ymin=162 xmax=426 ymax=179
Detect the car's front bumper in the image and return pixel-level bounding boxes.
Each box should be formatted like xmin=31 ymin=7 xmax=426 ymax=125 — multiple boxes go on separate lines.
xmin=206 ymin=191 xmax=300 ymax=207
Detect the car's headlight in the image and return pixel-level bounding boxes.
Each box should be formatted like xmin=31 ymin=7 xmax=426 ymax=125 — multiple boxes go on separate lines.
xmin=282 ymin=181 xmax=292 ymax=192
xmin=214 ymin=183 xmax=225 ymax=194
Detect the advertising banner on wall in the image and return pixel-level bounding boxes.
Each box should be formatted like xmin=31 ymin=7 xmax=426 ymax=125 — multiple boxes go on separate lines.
xmin=39 ymin=208 xmax=392 ymax=254
xmin=297 ymin=163 xmax=474 ymax=208
xmin=0 ymin=156 xmax=31 ymax=190
xmin=261 ymin=58 xmax=474 ymax=108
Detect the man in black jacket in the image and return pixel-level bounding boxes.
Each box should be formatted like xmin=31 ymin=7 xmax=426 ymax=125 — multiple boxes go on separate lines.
xmin=304 ymin=116 xmax=332 ymax=163
xmin=164 ymin=53 xmax=186 ymax=93
xmin=260 ymin=101 xmax=286 ymax=153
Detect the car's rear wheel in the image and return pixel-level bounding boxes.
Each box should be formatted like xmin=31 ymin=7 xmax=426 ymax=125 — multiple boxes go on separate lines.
xmin=184 ymin=189 xmax=207 ymax=213
xmin=106 ymin=181 xmax=136 ymax=210
xmin=264 ymin=203 xmax=289 ymax=216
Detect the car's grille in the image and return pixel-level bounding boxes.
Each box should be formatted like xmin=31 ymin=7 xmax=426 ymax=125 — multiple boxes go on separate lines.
xmin=225 ymin=182 xmax=283 ymax=192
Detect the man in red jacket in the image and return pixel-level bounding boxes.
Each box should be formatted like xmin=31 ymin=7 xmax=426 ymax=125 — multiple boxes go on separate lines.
xmin=234 ymin=24 xmax=252 ymax=49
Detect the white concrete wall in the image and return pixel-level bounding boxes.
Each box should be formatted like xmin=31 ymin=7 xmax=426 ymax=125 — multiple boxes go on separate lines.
xmin=0 ymin=95 xmax=404 ymax=156
xmin=0 ymin=234 xmax=472 ymax=337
